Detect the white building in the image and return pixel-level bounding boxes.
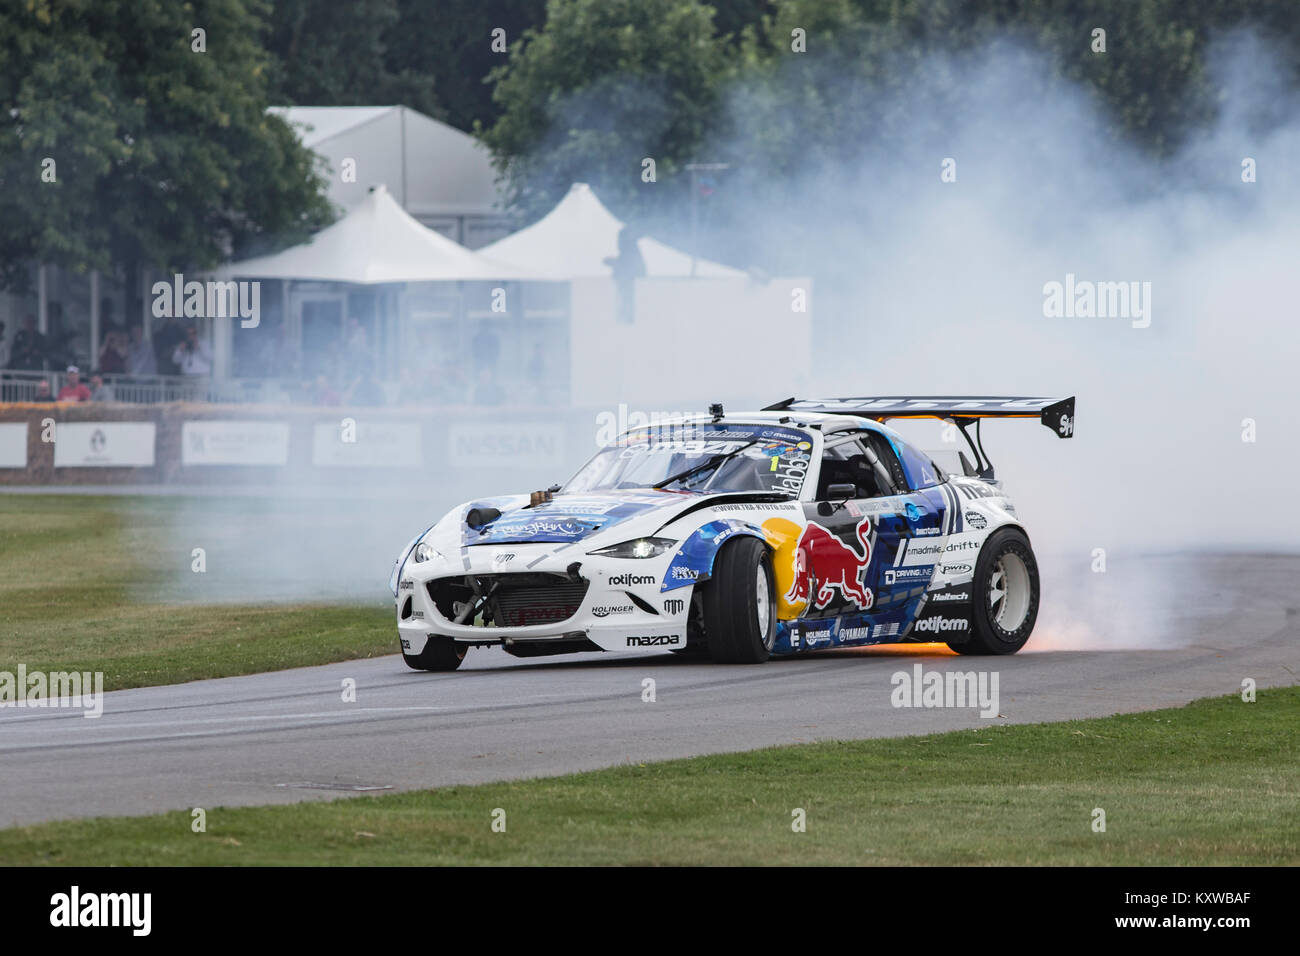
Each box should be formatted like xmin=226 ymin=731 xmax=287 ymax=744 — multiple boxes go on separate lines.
xmin=269 ymin=106 xmax=512 ymax=248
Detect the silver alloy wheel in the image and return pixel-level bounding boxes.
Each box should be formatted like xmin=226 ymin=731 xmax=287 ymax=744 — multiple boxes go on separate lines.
xmin=755 ymin=563 xmax=773 ymax=647
xmin=988 ymin=552 xmax=1031 ymax=633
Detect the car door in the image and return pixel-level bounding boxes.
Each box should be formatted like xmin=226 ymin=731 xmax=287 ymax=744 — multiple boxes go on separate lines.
xmin=854 ymin=430 xmax=950 ymax=613
xmin=788 ymin=432 xmax=939 ymax=622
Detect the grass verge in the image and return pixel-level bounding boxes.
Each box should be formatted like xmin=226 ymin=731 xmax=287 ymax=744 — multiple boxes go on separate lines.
xmin=2 ymin=688 xmax=1295 ymax=865
xmin=0 ymin=495 xmax=392 ymax=690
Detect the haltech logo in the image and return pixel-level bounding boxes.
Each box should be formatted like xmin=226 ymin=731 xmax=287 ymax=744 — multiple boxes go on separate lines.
xmin=609 ymin=573 xmax=656 ymax=587
xmin=931 ymin=591 xmax=970 ymax=603
xmin=626 ymin=634 xmax=681 ymax=647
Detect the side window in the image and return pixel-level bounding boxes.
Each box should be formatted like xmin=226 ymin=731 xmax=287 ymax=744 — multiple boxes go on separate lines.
xmin=815 ymin=442 xmax=861 ymax=499
xmin=890 ymin=434 xmax=945 ymax=490
xmin=859 ymin=432 xmax=909 ymax=494
xmin=818 ymin=436 xmax=901 ymax=499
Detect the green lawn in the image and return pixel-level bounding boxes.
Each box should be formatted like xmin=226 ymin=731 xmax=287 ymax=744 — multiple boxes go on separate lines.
xmin=0 ymin=495 xmax=392 ymax=690
xmin=2 ymin=689 xmax=1296 ymax=866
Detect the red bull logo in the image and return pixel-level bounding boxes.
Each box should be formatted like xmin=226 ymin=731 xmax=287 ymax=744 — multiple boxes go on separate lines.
xmin=785 ymin=516 xmax=874 ymax=611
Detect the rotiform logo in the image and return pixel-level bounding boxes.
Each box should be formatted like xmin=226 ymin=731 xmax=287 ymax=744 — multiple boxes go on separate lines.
xmin=608 ymin=573 xmax=655 ymax=587
xmin=914 ymin=616 xmax=969 ymax=634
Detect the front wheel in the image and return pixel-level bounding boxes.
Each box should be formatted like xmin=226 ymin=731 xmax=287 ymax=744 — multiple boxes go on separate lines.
xmin=402 ymin=635 xmax=467 ymax=671
xmin=948 ymin=528 xmax=1039 ymax=655
xmin=704 ymin=538 xmax=776 ymax=664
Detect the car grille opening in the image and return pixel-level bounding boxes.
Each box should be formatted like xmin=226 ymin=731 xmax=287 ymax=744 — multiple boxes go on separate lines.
xmin=426 ymin=572 xmax=589 ymax=628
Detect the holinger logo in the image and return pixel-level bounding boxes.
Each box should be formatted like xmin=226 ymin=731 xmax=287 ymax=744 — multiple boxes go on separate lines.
xmin=152 ymin=273 xmax=261 ymax=328
xmin=0 ymin=665 xmax=104 ymax=718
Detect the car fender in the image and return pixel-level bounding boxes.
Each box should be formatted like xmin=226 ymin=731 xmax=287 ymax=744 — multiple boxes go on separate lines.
xmin=660 ymin=518 xmax=770 ymax=592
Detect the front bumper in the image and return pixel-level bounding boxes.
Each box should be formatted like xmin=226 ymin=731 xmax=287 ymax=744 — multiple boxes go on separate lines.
xmin=396 ymin=544 xmax=690 ymax=655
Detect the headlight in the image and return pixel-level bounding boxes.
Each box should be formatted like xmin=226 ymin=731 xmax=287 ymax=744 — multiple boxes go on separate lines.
xmin=412 ymin=541 xmax=442 ymax=563
xmin=389 ymin=530 xmax=435 ymax=595
xmin=588 ymin=537 xmax=676 ymax=559
xmin=389 ymin=534 xmax=420 ymax=595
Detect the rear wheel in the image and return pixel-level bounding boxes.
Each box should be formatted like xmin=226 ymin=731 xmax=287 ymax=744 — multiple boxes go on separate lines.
xmin=402 ymin=635 xmax=467 ymax=671
xmin=704 ymin=538 xmax=776 ymax=664
xmin=948 ymin=528 xmax=1039 ymax=655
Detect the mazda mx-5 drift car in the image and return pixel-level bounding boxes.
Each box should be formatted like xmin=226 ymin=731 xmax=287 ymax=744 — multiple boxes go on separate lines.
xmin=390 ymin=395 xmax=1075 ymax=670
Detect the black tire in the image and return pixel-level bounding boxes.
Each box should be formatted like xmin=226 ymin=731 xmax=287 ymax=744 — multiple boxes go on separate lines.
xmin=948 ymin=527 xmax=1039 ymax=655
xmin=703 ymin=537 xmax=776 ymax=664
xmin=402 ymin=635 xmax=467 ymax=671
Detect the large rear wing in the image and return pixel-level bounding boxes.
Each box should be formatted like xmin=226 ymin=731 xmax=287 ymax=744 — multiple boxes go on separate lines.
xmin=762 ymin=395 xmax=1075 ymax=478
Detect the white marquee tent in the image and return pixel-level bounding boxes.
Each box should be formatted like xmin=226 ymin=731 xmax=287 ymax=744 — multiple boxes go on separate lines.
xmin=478 ymin=183 xmax=748 ymax=280
xmin=224 ymin=184 xmax=536 ymax=283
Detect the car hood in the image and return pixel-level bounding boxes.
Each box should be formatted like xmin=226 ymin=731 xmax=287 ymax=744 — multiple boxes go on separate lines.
xmin=451 ymin=490 xmax=696 ymax=547
xmin=436 ymin=488 xmax=793 ymax=550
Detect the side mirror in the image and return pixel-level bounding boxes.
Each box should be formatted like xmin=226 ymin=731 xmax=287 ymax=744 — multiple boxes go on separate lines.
xmin=818 ymin=483 xmax=856 ymax=515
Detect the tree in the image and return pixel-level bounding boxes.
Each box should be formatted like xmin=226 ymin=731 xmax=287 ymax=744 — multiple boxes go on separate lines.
xmin=481 ymin=0 xmax=730 ymax=222
xmin=383 ymin=0 xmax=546 ymax=132
xmin=264 ymin=0 xmax=433 ymax=112
xmin=0 ymin=0 xmax=333 ymax=293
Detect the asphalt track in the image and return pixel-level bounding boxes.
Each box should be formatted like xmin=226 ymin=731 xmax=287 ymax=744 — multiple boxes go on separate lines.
xmin=2 ymin=554 xmax=1297 ymax=827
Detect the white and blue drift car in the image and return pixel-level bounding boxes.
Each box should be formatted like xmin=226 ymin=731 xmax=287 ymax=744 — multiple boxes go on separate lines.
xmin=390 ymin=396 xmax=1075 ymax=670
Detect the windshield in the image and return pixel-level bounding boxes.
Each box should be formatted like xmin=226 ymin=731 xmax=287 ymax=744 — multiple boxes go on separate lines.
xmin=564 ymin=424 xmax=815 ymax=497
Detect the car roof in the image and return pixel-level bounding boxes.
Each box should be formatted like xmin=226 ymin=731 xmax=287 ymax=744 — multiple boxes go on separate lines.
xmin=625 ymin=410 xmax=902 ymax=439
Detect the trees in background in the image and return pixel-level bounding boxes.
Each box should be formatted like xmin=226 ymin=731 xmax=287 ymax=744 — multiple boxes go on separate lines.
xmin=481 ymin=0 xmax=1300 ymax=249
xmin=0 ymin=0 xmax=332 ymax=293
xmin=4 ymin=0 xmax=1300 ymax=290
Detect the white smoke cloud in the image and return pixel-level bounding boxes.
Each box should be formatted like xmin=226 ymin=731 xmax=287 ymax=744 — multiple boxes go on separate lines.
xmin=144 ymin=29 xmax=1297 ymax=654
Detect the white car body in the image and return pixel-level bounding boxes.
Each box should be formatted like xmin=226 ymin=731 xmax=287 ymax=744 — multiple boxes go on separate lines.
xmin=391 ymin=397 xmax=1074 ymax=664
